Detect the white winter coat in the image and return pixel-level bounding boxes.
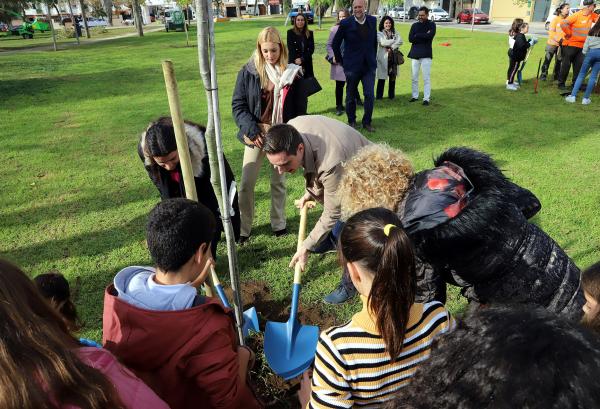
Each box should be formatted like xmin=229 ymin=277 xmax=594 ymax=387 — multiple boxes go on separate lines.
xmin=376 ymin=30 xmax=403 ymax=80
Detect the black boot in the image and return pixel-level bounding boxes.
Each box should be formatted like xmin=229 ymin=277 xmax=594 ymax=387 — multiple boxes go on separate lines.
xmin=388 ymin=79 xmax=396 ymax=99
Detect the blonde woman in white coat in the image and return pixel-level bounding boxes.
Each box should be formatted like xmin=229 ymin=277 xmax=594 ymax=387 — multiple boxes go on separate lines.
xmin=376 ymin=16 xmax=403 ymax=99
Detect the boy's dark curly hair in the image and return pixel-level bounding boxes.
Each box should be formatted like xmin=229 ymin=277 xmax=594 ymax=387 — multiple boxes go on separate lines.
xmin=146 ymin=198 xmax=216 ymax=272
xmin=387 ymin=305 xmax=600 ymax=409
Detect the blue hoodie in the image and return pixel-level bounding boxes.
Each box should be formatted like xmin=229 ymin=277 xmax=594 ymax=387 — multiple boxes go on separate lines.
xmin=113 ymin=266 xmax=199 ymax=311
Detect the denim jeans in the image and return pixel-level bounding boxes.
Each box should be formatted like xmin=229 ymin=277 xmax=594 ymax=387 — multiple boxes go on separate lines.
xmin=571 ymin=48 xmax=600 ymax=100
xmin=344 ymin=68 xmax=375 ymax=126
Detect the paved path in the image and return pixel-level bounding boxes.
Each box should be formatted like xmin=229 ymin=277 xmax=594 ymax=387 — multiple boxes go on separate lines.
xmin=0 ymin=26 xmax=164 ymax=54
xmin=395 ymin=19 xmax=548 ymax=37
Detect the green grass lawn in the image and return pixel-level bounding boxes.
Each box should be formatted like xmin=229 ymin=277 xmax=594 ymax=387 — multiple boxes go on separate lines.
xmin=1 ymin=18 xmax=599 ymax=345
xmin=0 ymin=24 xmax=161 ymax=50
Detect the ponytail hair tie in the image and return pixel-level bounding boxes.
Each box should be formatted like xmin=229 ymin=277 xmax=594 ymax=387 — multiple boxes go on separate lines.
xmin=383 ymin=224 xmax=396 ymax=237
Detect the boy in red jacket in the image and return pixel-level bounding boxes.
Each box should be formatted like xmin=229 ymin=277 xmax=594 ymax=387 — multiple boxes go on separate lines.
xmin=103 ymin=198 xmax=262 ymax=409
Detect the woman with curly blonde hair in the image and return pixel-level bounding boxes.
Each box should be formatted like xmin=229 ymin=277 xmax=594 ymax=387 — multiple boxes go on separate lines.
xmin=332 ymin=145 xmax=583 ymax=320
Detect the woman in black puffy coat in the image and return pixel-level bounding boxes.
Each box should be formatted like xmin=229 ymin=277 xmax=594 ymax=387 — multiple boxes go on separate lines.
xmin=337 ymin=145 xmax=584 ymax=319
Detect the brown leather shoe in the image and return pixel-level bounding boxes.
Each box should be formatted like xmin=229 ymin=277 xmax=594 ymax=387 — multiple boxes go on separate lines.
xmin=362 ymin=123 xmax=375 ymax=133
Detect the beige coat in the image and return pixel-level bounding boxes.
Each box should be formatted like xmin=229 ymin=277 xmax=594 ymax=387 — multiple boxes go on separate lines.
xmin=287 ymin=115 xmax=372 ymax=251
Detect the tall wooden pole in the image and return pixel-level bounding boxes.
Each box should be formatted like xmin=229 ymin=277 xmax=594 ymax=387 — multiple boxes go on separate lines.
xmin=161 ymin=60 xmax=215 ymax=298
xmin=67 ymin=0 xmax=80 ymax=45
xmin=196 ymin=0 xmax=245 ymax=345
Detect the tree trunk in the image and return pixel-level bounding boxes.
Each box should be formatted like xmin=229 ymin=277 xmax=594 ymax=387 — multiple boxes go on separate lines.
xmin=368 ymin=0 xmax=378 ymax=15
xmin=67 ymin=0 xmax=80 ymax=44
xmin=132 ymin=0 xmax=143 ymax=36
xmin=235 ymin=0 xmax=241 ymax=17
xmin=53 ymin=3 xmax=63 ymax=24
xmin=45 ymin=1 xmax=57 ymax=50
xmin=196 ymin=0 xmax=246 ymax=345
xmin=78 ymin=0 xmax=91 ymax=38
xmin=183 ymin=4 xmax=190 ymax=47
xmin=103 ymin=0 xmax=113 ymax=26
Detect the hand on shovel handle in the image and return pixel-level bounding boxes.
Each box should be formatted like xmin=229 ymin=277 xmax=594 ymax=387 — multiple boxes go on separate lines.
xmin=290 ymin=201 xmax=315 ymax=273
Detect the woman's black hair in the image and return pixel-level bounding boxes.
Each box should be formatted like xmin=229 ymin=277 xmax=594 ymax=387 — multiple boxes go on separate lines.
xmin=145 ymin=116 xmax=178 ymax=158
xmin=379 ymin=15 xmax=395 ymax=33
xmin=34 ymin=272 xmax=80 ymax=332
xmin=339 ymin=207 xmax=416 ymax=361
xmin=509 ymin=18 xmax=524 ymax=36
xmin=589 ymin=18 xmax=600 ymax=37
xmin=555 ymin=2 xmax=569 ymax=15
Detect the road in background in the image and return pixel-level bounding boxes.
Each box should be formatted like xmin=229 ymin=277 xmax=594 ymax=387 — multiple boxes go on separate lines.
xmin=394 ymin=19 xmax=548 ymax=37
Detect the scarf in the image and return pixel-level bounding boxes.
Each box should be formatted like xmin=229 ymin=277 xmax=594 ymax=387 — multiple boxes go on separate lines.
xmin=384 ymin=29 xmax=394 ymax=40
xmin=265 ymin=62 xmax=302 ymax=124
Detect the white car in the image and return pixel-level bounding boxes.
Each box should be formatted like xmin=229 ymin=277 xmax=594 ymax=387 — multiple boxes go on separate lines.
xmin=390 ymin=6 xmax=408 ymax=19
xmin=429 ymin=7 xmax=450 ymax=22
xmin=79 ymin=17 xmax=107 ymax=28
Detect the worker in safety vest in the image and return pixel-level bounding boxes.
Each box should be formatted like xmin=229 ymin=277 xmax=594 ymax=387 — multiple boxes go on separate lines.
xmin=542 ymin=3 xmax=570 ymax=81
xmin=557 ymin=0 xmax=599 ymax=90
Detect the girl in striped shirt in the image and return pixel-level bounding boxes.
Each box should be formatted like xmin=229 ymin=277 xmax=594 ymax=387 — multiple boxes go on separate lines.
xmin=300 ymin=208 xmax=453 ymax=409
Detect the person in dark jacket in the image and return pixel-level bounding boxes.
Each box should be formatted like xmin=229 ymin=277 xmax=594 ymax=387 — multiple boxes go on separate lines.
xmin=336 ymin=144 xmax=584 ymax=319
xmin=287 ymin=13 xmax=315 ymax=78
xmin=331 ymin=0 xmax=378 ymax=132
xmin=507 ymin=22 xmax=534 ymax=90
xmin=138 ymin=117 xmax=240 ymax=257
xmin=232 ymin=26 xmax=307 ymax=245
xmin=408 ymin=6 xmax=436 ymax=105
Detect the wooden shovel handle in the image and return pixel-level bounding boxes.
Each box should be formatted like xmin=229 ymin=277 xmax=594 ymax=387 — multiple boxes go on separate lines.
xmin=293 ymin=201 xmax=315 ymax=283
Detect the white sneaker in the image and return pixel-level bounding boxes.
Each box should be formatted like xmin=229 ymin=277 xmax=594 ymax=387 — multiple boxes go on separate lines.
xmin=582 ymin=98 xmax=591 ymax=105
xmin=565 ymin=95 xmax=576 ymax=103
xmin=506 ymin=84 xmax=518 ymax=91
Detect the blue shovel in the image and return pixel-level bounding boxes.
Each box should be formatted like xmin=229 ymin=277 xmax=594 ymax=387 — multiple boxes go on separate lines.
xmin=264 ymin=203 xmax=320 ymax=380
xmin=210 ymin=266 xmax=260 ymax=338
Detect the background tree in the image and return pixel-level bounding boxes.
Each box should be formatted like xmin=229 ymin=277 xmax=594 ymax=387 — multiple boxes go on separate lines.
xmin=78 ymin=0 xmax=91 ymax=37
xmin=309 ymin=0 xmax=331 ymax=28
xmin=0 ymin=0 xmax=29 ymax=24
xmin=176 ymin=0 xmax=191 ymax=46
xmin=88 ymin=0 xmax=107 ymax=17
xmin=102 ymin=0 xmax=112 ymax=25
xmin=131 ymin=0 xmax=143 ymax=36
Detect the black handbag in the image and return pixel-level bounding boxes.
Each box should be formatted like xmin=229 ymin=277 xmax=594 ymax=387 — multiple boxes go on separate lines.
xmin=301 ymin=76 xmax=322 ymax=97
xmin=393 ymin=50 xmax=405 ymax=66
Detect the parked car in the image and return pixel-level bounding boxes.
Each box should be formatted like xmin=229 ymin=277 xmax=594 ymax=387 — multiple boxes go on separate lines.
xmin=408 ymin=6 xmax=419 ymax=19
xmin=456 ymin=8 xmax=489 ymax=24
xmin=389 ymin=6 xmax=408 ymax=19
xmin=79 ymin=17 xmax=107 ymax=28
xmin=288 ymin=6 xmax=314 ymax=23
xmin=429 ymin=7 xmax=450 ymax=21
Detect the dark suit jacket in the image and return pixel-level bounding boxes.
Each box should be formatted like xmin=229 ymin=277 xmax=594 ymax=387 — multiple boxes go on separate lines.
xmin=331 ymin=14 xmax=377 ymax=72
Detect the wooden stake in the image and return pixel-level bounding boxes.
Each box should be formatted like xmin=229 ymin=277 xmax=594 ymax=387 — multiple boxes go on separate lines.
xmin=161 ymin=59 xmax=215 ymax=297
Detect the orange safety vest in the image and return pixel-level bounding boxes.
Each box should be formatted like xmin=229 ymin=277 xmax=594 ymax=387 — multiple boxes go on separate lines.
xmin=547 ymin=15 xmax=565 ymax=46
xmin=561 ymin=10 xmax=599 ymax=48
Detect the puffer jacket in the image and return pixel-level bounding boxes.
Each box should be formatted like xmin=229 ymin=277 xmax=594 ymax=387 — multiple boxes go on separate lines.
xmin=400 ymin=147 xmax=583 ymax=320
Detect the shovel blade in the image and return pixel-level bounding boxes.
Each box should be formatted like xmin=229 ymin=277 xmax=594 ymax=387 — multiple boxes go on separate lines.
xmin=264 ymin=319 xmax=319 ymax=380
xmin=242 ymin=307 xmax=260 ymax=338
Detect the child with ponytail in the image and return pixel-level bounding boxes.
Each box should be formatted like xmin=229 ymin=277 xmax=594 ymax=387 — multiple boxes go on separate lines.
xmin=299 ymin=208 xmax=453 ymax=408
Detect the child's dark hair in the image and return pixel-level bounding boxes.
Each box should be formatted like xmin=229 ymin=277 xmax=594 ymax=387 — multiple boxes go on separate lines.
xmin=339 ymin=207 xmax=416 ymax=361
xmin=509 ymin=18 xmax=524 ymax=36
xmin=589 ymin=18 xmax=600 ymax=37
xmin=379 ymin=15 xmax=395 ymax=32
xmin=386 ymin=305 xmax=600 ymax=409
xmin=582 ymin=261 xmax=600 ymax=334
xmin=555 ymin=2 xmax=569 ymax=15
xmin=34 ymin=272 xmax=80 ymax=332
xmin=147 ymin=198 xmax=216 ymax=272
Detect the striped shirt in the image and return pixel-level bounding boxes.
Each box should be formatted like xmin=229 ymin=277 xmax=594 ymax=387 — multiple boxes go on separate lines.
xmin=309 ymin=297 xmax=453 ymax=408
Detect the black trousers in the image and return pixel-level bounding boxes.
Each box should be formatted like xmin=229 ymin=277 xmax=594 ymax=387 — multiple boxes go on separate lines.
xmin=335 ymin=80 xmax=362 ymax=109
xmin=558 ymin=45 xmax=584 ymax=87
xmin=507 ymin=57 xmax=521 ymax=84
xmin=541 ymin=44 xmax=561 ymax=80
xmin=376 ymin=78 xmax=396 ymax=99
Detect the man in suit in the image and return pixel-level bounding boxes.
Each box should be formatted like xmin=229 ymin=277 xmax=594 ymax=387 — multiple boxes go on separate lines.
xmin=332 ymin=0 xmax=378 ymax=132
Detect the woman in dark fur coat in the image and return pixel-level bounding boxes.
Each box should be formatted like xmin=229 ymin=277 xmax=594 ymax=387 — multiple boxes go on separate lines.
xmin=337 ymin=144 xmax=583 ymax=319
xmin=138 ymin=117 xmax=240 ymax=257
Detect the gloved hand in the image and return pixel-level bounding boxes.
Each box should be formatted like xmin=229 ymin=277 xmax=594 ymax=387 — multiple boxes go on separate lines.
xmin=529 ymin=37 xmax=538 ymax=46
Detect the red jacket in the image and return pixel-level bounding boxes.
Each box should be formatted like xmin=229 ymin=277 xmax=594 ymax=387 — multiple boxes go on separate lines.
xmin=103 ymin=285 xmax=262 ymax=409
